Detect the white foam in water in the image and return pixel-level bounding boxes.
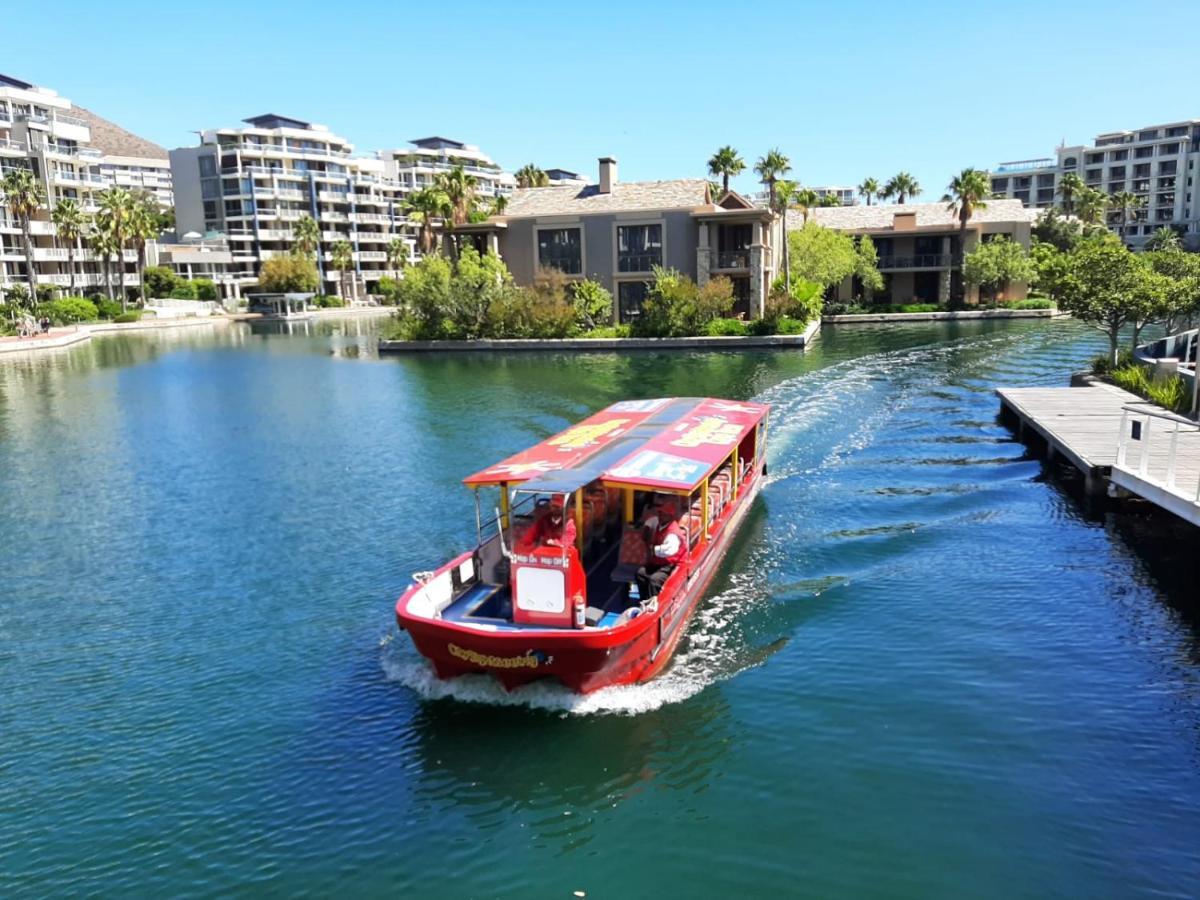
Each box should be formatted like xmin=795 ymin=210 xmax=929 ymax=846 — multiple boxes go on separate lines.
xmin=380 ymin=577 xmax=769 ymax=716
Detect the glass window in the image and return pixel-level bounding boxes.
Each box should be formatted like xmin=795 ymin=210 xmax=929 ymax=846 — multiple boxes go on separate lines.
xmin=617 ymin=224 xmax=662 ymax=272
xmin=617 ymin=280 xmax=649 ymax=322
xmin=198 ymin=156 xmax=217 ymax=177
xmin=536 ymin=227 xmax=582 ymax=274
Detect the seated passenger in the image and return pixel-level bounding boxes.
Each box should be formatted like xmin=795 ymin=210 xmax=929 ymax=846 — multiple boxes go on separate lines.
xmin=636 ymin=501 xmax=687 ymax=598
xmin=521 ymin=496 xmax=577 ymax=551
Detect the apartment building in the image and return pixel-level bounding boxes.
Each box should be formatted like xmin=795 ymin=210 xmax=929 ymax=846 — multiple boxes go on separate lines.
xmin=990 ymin=119 xmax=1200 ymax=248
xmin=170 ymin=114 xmax=420 ymax=298
xmin=545 ymin=168 xmax=589 ymax=186
xmin=459 ymin=157 xmax=783 ymax=322
xmin=380 ymin=136 xmax=515 ymax=198
xmin=802 ymin=200 xmax=1037 ymax=305
xmin=0 ymin=73 xmax=168 ymax=296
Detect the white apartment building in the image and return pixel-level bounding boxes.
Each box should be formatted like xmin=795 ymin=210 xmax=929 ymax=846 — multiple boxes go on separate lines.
xmin=170 ymin=114 xmax=419 ymax=298
xmin=812 ymin=185 xmax=857 ymax=206
xmin=0 ymin=73 xmax=169 ymax=297
xmin=379 ymin=136 xmax=515 ymax=198
xmin=990 ymin=119 xmax=1200 ymax=248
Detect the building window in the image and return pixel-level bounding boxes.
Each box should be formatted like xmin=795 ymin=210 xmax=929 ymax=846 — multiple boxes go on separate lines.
xmin=198 ymin=156 xmax=217 ymax=177
xmin=617 ymin=224 xmax=662 ymax=272
xmin=991 ymin=177 xmax=1008 ymax=192
xmin=1158 ymin=161 xmax=1177 ymax=176
xmin=1134 ymin=146 xmax=1154 ymax=159
xmin=1086 ymin=152 xmax=1104 ymax=165
xmin=536 ymin=227 xmax=582 ymax=274
xmin=1062 ymin=156 xmax=1078 ymax=168
xmin=1109 ymin=149 xmax=1128 ymax=161
xmin=617 ymin=280 xmax=650 ymax=322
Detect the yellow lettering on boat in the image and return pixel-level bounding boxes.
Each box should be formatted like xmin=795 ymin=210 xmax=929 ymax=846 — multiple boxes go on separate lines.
xmin=672 ymin=417 xmax=742 ymax=448
xmin=448 ymin=643 xmax=544 ymax=669
xmin=549 ymin=419 xmax=629 ymax=450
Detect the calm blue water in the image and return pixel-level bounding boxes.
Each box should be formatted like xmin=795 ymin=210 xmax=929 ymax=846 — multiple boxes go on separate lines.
xmin=2 ymin=318 xmax=1198 ymax=898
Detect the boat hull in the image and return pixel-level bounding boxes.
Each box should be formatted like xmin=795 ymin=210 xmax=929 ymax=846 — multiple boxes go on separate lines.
xmin=397 ymin=464 xmax=764 ymax=694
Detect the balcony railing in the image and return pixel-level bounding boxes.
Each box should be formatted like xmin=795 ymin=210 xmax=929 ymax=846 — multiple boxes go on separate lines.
xmin=617 ymin=252 xmax=662 ymax=273
xmin=877 ymin=253 xmax=957 ymax=269
xmin=714 ymin=250 xmax=751 ymax=269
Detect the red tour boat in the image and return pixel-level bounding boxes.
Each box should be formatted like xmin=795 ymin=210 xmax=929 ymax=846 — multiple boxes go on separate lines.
xmin=395 ymin=397 xmax=770 ymax=694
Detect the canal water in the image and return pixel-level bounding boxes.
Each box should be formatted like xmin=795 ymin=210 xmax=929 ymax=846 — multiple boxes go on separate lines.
xmin=2 ymin=318 xmax=1198 ymax=898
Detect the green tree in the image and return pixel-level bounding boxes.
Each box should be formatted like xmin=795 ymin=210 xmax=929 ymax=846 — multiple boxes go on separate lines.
xmin=1145 ymin=227 xmax=1182 ymax=252
xmin=435 ymin=165 xmax=478 ymax=227
xmin=330 ymin=240 xmax=355 ymax=300
xmin=818 ymin=194 xmax=842 ymax=207
xmin=1145 ymin=246 xmax=1200 ymax=333
xmin=97 ymin=187 xmax=136 ymax=310
xmin=490 ymin=194 xmax=508 ymax=216
xmin=128 ymin=192 xmax=160 ymax=303
xmin=386 ymin=237 xmax=410 ymax=273
xmin=570 ymin=278 xmax=613 ymax=329
xmin=1109 ymin=191 xmax=1144 ymax=238
xmin=963 ymin=237 xmax=1036 ymax=306
xmin=259 ymin=253 xmax=319 ymax=293
xmin=1056 ymin=173 xmax=1085 ymax=217
xmin=858 ymin=177 xmax=880 ymax=206
xmin=1032 ymin=208 xmax=1083 ymax=252
xmin=404 ymin=186 xmax=452 ymax=255
xmin=50 ymin=197 xmax=88 ymax=295
xmin=143 ymin=266 xmax=180 ymax=298
xmin=882 ymin=172 xmax=920 ymax=204
xmin=514 ymin=164 xmax=549 ymax=188
xmin=792 ymin=187 xmax=820 ymax=225
xmin=773 ymin=179 xmax=799 ymax=296
xmin=1 ymin=167 xmax=47 ymax=305
xmin=707 ymin=146 xmax=745 ymax=194
xmin=634 ymin=267 xmax=734 ymax=337
xmin=945 ymin=167 xmax=991 ymax=307
xmin=1039 ymin=235 xmax=1162 ymax=364
xmin=1076 ymin=187 xmax=1108 ymax=226
xmin=293 ymin=215 xmax=320 ymax=257
xmin=784 ymin=222 xmax=860 ymax=289
xmin=88 ymin=216 xmax=119 ymax=303
xmin=854 ymin=235 xmax=885 ymax=300
xmin=753 ymin=149 xmax=791 ymax=208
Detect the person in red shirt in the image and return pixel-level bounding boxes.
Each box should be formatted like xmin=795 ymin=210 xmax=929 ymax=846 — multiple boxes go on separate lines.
xmin=636 ymin=499 xmax=686 ymax=598
xmin=521 ymin=496 xmax=577 ymax=551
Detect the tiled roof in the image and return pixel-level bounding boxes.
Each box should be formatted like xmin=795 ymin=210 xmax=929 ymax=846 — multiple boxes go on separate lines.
xmin=72 ymin=106 xmax=167 ymax=160
xmin=503 ymin=179 xmax=710 ymax=218
xmin=794 ymin=199 xmax=1037 ymax=232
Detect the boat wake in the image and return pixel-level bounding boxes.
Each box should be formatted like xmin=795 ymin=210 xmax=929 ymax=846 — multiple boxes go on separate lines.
xmin=379 ymin=573 xmax=777 ymax=716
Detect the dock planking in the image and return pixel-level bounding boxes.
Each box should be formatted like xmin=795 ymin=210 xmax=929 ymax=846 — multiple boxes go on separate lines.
xmin=997 ymin=383 xmax=1200 ymax=525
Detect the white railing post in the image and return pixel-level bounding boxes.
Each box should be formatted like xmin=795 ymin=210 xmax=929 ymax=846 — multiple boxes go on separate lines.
xmin=1116 ymin=409 xmax=1130 ymax=467
xmin=1166 ymin=421 xmax=1179 ymax=490
xmin=1138 ymin=415 xmax=1152 ymax=477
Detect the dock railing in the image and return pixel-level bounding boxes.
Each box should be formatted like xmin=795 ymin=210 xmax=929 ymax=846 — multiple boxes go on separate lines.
xmin=1115 ymin=404 xmax=1200 ymax=502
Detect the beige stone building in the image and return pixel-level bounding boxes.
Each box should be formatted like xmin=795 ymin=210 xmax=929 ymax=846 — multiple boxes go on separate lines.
xmin=795 ymin=199 xmax=1038 ymax=306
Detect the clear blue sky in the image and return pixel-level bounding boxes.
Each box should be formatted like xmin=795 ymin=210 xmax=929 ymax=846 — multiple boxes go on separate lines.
xmin=9 ymin=0 xmax=1199 ymax=197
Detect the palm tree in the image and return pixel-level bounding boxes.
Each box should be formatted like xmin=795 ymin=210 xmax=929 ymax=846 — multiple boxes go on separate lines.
xmin=50 ymin=197 xmax=88 ymax=295
xmin=128 ymin=192 xmax=160 ymax=304
xmin=490 ymin=194 xmax=508 ymax=216
xmin=707 ymin=146 xmax=746 ymax=194
xmin=435 ymin=165 xmax=478 ymax=227
xmin=945 ymin=168 xmax=990 ymax=307
xmin=403 ymin=186 xmax=452 ymax=255
xmin=1076 ymin=187 xmax=1108 ymax=226
xmin=793 ymin=187 xmax=820 ymax=225
xmin=330 ymin=239 xmax=354 ymax=301
xmin=88 ymin=214 xmax=118 ymax=302
xmin=293 ymin=214 xmax=320 ymax=257
xmin=753 ymin=149 xmax=791 ymax=208
xmin=1057 ymin=173 xmax=1085 ymax=217
xmin=1109 ymin=190 xmax=1144 ymax=238
xmin=514 ymin=164 xmax=549 ymax=188
xmin=1145 ymin=227 xmax=1182 ymax=252
xmin=818 ymin=194 xmax=842 ymax=207
xmin=858 ymin=177 xmax=880 ymax=206
xmin=98 ymin=187 xmax=135 ymax=310
xmin=882 ymin=172 xmax=920 ymax=204
xmin=1 ymin=168 xmax=47 ymax=306
xmin=773 ymin=180 xmax=799 ymax=297
xmin=386 ymin=237 xmax=409 ymax=273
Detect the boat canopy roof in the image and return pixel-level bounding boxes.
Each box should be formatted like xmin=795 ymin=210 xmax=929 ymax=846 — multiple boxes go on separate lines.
xmin=463 ymin=397 xmax=769 ymax=493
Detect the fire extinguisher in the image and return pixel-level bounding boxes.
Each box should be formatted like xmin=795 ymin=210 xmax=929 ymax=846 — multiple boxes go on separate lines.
xmin=573 ymin=594 xmax=585 ymax=629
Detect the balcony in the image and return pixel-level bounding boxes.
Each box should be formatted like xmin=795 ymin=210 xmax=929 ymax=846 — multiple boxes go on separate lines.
xmin=0 ymin=137 xmax=26 ymax=154
xmin=714 ymin=250 xmax=752 ymax=269
xmin=994 ymin=158 xmax=1055 ymax=173
xmin=877 ymin=253 xmax=957 ymax=270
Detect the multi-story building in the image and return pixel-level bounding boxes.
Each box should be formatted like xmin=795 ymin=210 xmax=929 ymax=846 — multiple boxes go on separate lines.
xmin=379 ymin=136 xmax=515 ymax=198
xmin=459 ymin=157 xmax=783 ymax=322
xmin=0 ymin=73 xmax=169 ymax=297
xmin=803 ymin=199 xmax=1037 ymax=305
xmin=812 ymin=185 xmax=857 ymax=206
xmin=170 ymin=114 xmax=419 ymax=299
xmin=544 ymin=168 xmax=589 ymax=186
xmin=990 ymin=119 xmax=1200 ymax=248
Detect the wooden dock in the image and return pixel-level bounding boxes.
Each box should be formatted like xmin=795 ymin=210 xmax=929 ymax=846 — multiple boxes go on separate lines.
xmin=997 ymin=383 xmax=1200 ymax=526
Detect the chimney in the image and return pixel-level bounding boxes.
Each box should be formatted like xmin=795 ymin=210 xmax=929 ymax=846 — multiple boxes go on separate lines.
xmin=598 ymin=157 xmax=617 ymax=193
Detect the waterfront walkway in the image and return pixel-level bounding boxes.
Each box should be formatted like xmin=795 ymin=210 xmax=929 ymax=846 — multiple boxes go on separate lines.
xmin=998 ymin=382 xmax=1200 ymax=526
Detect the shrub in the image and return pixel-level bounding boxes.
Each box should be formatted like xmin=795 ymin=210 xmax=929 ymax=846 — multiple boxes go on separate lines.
xmin=312 ymin=295 xmax=344 ymax=308
xmin=4 ymin=285 xmax=31 ymax=309
xmin=143 ymin=266 xmax=179 ymax=299
xmin=773 ymin=316 xmax=809 ymax=335
xmin=1000 ymin=298 xmax=1053 ymax=310
xmin=894 ymin=303 xmax=942 ymax=313
xmin=570 ymin=278 xmax=613 ymax=330
xmin=41 ymin=296 xmax=99 ymax=324
xmin=1090 ymin=350 xmax=1132 ymax=375
xmin=192 ymin=278 xmax=218 ymax=301
xmin=702 ymin=317 xmax=749 ymax=337
xmin=168 ymin=281 xmax=198 ymax=300
xmin=1109 ymin=363 xmax=1191 ymax=414
xmin=113 ymin=311 xmax=142 ymax=323
xmin=95 ymin=298 xmax=123 ymax=320
xmin=259 ymin=253 xmax=319 ymax=293
xmin=485 ymin=282 xmax=577 ymax=339
xmin=584 ymin=324 xmax=631 ymax=339
xmin=376 ymin=276 xmax=400 ymax=305
xmin=633 ymin=268 xmax=734 ymax=337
